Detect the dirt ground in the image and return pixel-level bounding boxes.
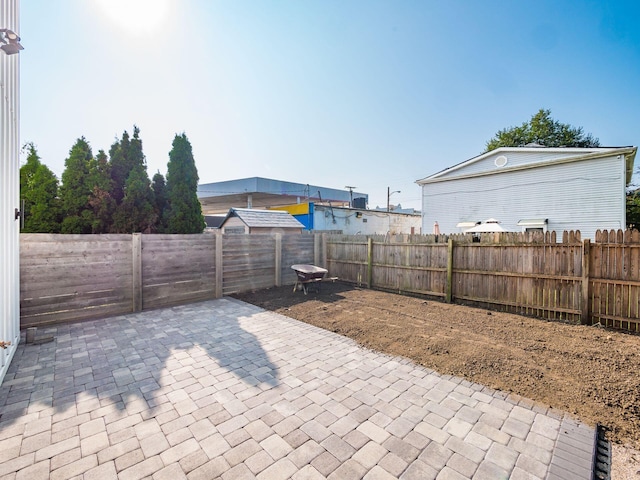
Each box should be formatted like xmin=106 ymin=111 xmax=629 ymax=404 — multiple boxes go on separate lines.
xmin=233 ymin=281 xmax=640 ymax=476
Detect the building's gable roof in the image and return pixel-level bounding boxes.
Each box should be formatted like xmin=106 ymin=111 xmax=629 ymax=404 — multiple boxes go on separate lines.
xmin=416 ymin=146 xmax=637 ymax=185
xmin=224 ymin=208 xmax=304 ymax=229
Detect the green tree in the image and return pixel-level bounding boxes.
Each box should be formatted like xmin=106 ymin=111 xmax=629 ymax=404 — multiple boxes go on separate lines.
xmin=164 ymin=133 xmax=205 ymax=234
xmin=20 ymin=143 xmax=60 ymax=232
xmin=110 ymin=126 xmax=157 ymax=233
xmin=627 ymin=188 xmax=640 ymax=230
xmin=87 ymin=150 xmax=116 ymax=233
xmin=112 ymin=164 xmax=157 ymax=233
xmin=59 ymin=138 xmax=95 ymax=234
xmin=485 ymin=109 xmax=600 ymax=152
xmin=151 ymin=171 xmax=168 ymax=232
xmin=109 ymin=129 xmax=133 ymax=205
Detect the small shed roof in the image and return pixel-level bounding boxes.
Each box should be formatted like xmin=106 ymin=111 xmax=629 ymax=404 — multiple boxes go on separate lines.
xmin=223 ymin=208 xmax=304 ymax=229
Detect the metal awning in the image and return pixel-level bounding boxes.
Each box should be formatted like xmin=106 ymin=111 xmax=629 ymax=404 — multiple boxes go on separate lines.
xmin=456 ymin=221 xmax=480 ymax=228
xmin=465 ymin=219 xmax=506 ymax=233
xmin=517 ymin=219 xmax=548 ymax=227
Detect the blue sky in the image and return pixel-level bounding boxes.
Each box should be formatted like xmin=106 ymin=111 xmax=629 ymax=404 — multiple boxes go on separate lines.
xmin=19 ymin=1 xmax=640 ymax=210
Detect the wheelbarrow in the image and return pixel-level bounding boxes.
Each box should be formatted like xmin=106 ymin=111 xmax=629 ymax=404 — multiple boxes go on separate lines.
xmin=291 ymin=264 xmax=335 ymax=294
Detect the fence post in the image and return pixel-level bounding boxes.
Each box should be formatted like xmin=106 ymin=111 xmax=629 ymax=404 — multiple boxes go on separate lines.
xmin=215 ymin=233 xmax=223 ymax=298
xmin=581 ymin=238 xmax=591 ymax=325
xmin=275 ymin=233 xmax=282 ymax=287
xmin=314 ymin=233 xmax=321 ymax=266
xmin=132 ymin=233 xmax=142 ymax=312
xmin=321 ymin=233 xmax=328 ymax=269
xmin=367 ymin=237 xmax=373 ymax=288
xmin=446 ymin=238 xmax=454 ymax=303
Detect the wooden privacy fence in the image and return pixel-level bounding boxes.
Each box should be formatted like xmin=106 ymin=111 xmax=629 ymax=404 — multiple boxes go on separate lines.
xmin=20 ymin=230 xmax=640 ymax=332
xmin=589 ymin=229 xmax=640 ymax=330
xmin=20 ymin=233 xmax=316 ymax=327
xmin=325 ymin=230 xmax=640 ymax=332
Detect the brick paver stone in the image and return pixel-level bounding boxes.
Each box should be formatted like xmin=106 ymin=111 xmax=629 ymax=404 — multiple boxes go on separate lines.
xmin=152 ymin=462 xmax=188 ymax=480
xmin=14 ymin=459 xmax=50 ymax=480
xmin=0 ymin=299 xmax=597 ymax=480
xmin=83 ymin=461 xmax=118 ymax=480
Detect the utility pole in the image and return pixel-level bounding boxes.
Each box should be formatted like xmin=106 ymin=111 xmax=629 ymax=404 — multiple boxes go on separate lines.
xmin=345 ymin=186 xmax=356 ymax=207
xmin=387 ymin=187 xmax=400 ymax=212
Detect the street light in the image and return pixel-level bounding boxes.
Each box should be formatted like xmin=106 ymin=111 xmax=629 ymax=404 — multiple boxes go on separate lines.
xmin=0 ymin=29 xmax=23 ymax=55
xmin=387 ymin=187 xmax=400 ymax=212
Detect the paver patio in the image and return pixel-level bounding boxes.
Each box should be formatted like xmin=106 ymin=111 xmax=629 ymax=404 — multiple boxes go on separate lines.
xmin=0 ymin=298 xmax=595 ymax=479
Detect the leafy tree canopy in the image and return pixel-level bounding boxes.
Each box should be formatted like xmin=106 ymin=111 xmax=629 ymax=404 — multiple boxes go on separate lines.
xmin=627 ymin=188 xmax=640 ymax=230
xmin=20 ymin=142 xmax=41 ymax=188
xmin=485 ymin=109 xmax=600 ymax=152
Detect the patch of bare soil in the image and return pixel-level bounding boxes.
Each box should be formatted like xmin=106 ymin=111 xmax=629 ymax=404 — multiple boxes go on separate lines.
xmin=232 ymin=282 xmax=640 ymax=456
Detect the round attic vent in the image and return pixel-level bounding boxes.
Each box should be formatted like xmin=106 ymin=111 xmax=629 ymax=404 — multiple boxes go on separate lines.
xmin=494 ymin=155 xmax=508 ymax=167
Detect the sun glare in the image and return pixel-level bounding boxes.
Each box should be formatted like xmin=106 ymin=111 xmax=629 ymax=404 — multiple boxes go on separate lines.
xmin=96 ymin=0 xmax=171 ymax=36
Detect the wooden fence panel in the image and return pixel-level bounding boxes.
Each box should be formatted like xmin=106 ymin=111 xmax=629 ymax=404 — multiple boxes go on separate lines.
xmin=589 ymin=234 xmax=640 ymax=331
xmin=410 ymin=243 xmax=448 ymax=297
xmin=222 ymin=234 xmax=277 ymax=295
xmin=20 ymin=233 xmax=314 ymax=325
xmin=437 ymin=241 xmax=583 ymax=321
xmin=281 ymin=234 xmax=316 ymax=285
xmin=20 ymin=234 xmax=133 ymax=327
xmin=141 ymin=234 xmax=216 ymax=310
xmin=325 ymin=238 xmax=369 ymax=286
xmin=369 ymin=242 xmax=448 ymax=297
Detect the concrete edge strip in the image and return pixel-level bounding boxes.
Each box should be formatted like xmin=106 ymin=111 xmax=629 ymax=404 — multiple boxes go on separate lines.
xmin=546 ymin=416 xmax=596 ymax=480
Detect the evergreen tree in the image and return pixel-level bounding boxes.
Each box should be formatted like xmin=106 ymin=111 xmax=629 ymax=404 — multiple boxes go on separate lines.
xmin=87 ymin=150 xmax=116 ymax=233
xmin=151 ymin=171 xmax=168 ymax=232
xmin=19 ymin=143 xmax=60 ymax=233
xmin=112 ymin=163 xmax=157 ymax=233
xmin=59 ymin=138 xmax=95 ymax=233
xmin=110 ymin=126 xmax=157 ymax=233
xmin=110 ymin=125 xmax=145 ymax=205
xmin=109 ymin=130 xmax=132 ymax=205
xmin=164 ymin=133 xmax=205 ymax=234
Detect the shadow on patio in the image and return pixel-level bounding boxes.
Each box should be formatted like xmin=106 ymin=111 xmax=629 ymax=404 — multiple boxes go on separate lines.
xmin=0 ymin=298 xmax=280 ymax=427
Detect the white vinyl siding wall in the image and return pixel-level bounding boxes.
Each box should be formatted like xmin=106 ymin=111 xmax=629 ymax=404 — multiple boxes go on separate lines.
xmin=421 ymin=154 xmax=626 ymax=239
xmin=0 ymin=0 xmax=20 ymax=384
xmin=435 ymin=150 xmax=583 ymax=179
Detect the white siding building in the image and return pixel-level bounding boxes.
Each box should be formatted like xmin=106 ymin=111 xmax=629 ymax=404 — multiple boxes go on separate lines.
xmin=312 ymin=205 xmax=421 ymax=235
xmin=417 ymin=146 xmax=637 ymax=240
xmin=0 ymin=0 xmax=21 ymax=384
